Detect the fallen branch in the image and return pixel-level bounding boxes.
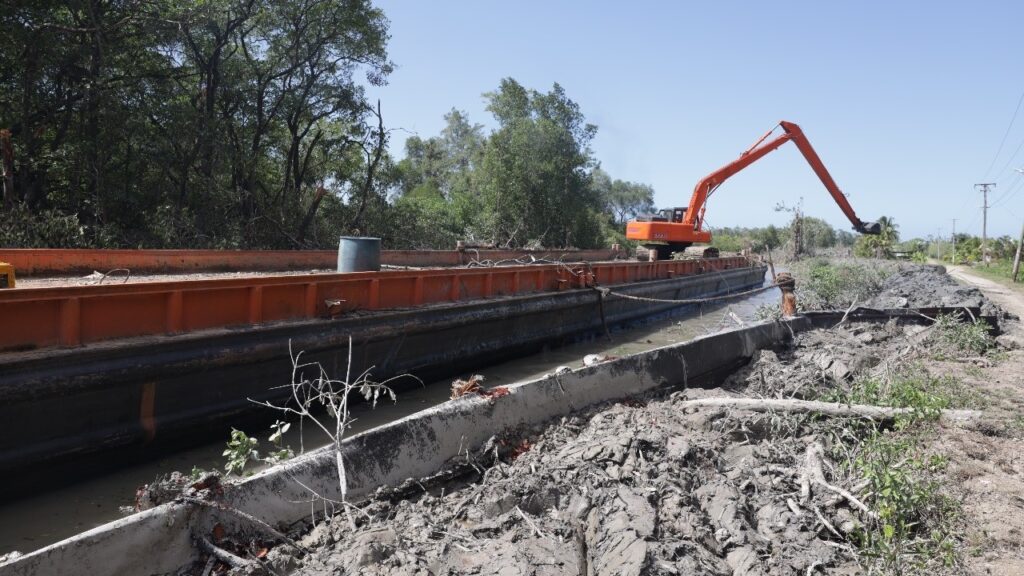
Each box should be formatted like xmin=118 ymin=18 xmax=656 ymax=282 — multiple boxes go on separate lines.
xmin=801 ymin=441 xmax=877 ymax=520
xmin=184 ymin=497 xmax=308 ymax=554
xmin=515 ymin=506 xmax=547 ymax=539
xmin=676 ymin=397 xmax=980 ymax=423
xmin=197 ymin=536 xmax=259 ymax=571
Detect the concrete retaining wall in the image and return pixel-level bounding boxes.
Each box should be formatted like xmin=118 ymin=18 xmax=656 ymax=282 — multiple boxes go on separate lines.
xmin=2 ymin=314 xmax=811 ymax=576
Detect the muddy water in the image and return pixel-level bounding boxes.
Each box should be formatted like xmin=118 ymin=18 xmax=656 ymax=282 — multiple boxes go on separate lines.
xmin=0 ymin=274 xmax=778 ymax=556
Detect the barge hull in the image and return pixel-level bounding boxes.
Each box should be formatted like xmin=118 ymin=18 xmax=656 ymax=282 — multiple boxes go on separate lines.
xmin=0 ymin=266 xmax=766 ymax=475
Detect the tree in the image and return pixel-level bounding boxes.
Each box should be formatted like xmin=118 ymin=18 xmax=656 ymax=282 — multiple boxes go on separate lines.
xmin=0 ymin=0 xmax=394 ymax=249
xmin=801 ymin=217 xmax=837 ymax=249
xmin=478 ymin=79 xmax=604 ymax=248
xmin=854 ymin=215 xmax=899 ymax=257
xmin=593 ymin=169 xmax=655 ymax=225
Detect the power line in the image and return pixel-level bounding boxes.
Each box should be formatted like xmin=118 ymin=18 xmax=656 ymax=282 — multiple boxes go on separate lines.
xmin=990 ymin=171 xmax=1024 ymax=207
xmin=983 ymin=88 xmax=1024 ymax=180
xmin=993 ymin=136 xmax=1024 ymax=182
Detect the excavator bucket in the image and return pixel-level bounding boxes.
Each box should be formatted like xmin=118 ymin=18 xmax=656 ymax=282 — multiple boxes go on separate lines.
xmin=857 ymin=221 xmax=882 ymax=235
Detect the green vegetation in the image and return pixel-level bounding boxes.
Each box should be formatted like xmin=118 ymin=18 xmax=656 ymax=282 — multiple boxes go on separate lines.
xmin=391 ymin=81 xmax=642 ymax=249
xmin=754 ymin=257 xmax=898 ymax=320
xmin=930 ymin=313 xmax=994 ymax=358
xmin=854 ymin=216 xmax=900 ymax=257
xmin=222 ymin=421 xmax=293 ymax=476
xmin=0 ymin=3 xmax=890 ymax=252
xmin=0 ymin=3 xmax=658 ymax=250
xmin=798 ymin=259 xmax=891 ymax=309
xmin=828 ymin=368 xmax=957 ymax=424
xmin=709 ymin=217 xmax=856 ymax=255
xmin=820 ymin=367 xmax=971 ymax=573
xmin=223 ymin=428 xmax=260 ymax=476
xmin=850 ymin=430 xmax=959 ymax=572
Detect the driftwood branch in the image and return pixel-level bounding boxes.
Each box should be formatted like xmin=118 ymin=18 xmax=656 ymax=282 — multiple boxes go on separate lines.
xmin=197 ymin=536 xmax=258 ymax=571
xmin=676 ymin=397 xmax=980 ymax=424
xmin=800 ymin=441 xmax=877 ymax=520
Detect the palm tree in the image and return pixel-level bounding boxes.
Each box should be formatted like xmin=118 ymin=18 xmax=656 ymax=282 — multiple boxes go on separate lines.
xmin=854 ymin=215 xmax=899 ymax=258
xmin=876 ymin=216 xmax=900 ymax=247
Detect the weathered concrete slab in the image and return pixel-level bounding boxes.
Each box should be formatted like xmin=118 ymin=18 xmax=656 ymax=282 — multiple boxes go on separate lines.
xmin=3 ymin=313 xmax=808 ymax=576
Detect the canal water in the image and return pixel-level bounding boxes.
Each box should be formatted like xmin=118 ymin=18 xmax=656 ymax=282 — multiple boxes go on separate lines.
xmin=0 ymin=273 xmax=779 ymax=556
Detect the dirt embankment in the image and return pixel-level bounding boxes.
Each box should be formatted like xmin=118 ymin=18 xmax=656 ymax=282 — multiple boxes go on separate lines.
xmin=866 ymin=264 xmax=990 ymax=311
xmin=209 ymin=263 xmax=1024 ymax=576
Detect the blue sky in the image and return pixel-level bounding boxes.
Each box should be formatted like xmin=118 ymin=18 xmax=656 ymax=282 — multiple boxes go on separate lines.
xmin=367 ymin=1 xmax=1024 ymax=241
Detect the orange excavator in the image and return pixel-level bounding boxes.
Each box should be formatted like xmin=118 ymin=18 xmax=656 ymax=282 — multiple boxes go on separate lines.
xmin=626 ymin=120 xmax=880 ymax=260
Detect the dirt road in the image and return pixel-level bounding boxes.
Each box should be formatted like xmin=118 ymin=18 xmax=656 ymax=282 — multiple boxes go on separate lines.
xmin=939 ymin=264 xmax=1024 ymax=576
xmin=946 ymin=264 xmax=1024 ymax=318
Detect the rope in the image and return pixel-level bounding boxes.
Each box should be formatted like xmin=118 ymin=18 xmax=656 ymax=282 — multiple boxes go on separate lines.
xmin=593 ymin=281 xmax=780 ymax=305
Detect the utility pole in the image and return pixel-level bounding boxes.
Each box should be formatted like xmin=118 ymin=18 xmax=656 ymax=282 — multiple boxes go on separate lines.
xmin=951 ymin=218 xmax=957 ymax=265
xmin=1013 ymin=220 xmax=1024 ymax=282
xmin=936 ymin=228 xmax=942 ymax=259
xmin=976 ymin=183 xmax=995 ymax=266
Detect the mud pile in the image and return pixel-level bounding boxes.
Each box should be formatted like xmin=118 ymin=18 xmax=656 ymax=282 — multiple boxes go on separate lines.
xmin=292 ymin=401 xmax=851 ymax=575
xmin=274 ymin=320 xmax=943 ymax=576
xmin=224 ymin=264 xmax=1006 ymax=576
xmin=867 ymin=265 xmax=987 ymax=311
xmin=723 ymin=319 xmax=915 ymax=401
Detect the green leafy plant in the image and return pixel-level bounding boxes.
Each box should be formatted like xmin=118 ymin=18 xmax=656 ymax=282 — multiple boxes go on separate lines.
xmin=265 ymin=420 xmax=294 ymax=464
xmin=222 ymin=421 xmax=297 ymax=475
xmin=223 ymin=428 xmax=260 ymax=476
xmin=849 ymin=431 xmax=960 ymax=572
xmin=829 ymin=370 xmax=953 ymax=426
xmin=930 ymin=313 xmax=992 ymax=358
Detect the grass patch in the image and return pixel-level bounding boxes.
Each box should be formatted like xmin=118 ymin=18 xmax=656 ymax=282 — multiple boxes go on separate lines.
xmin=833 ymin=370 xmax=952 ymax=425
xmin=848 ymin=430 xmax=961 ymax=573
xmin=929 ymin=313 xmax=994 ymax=360
xmin=819 ymin=367 xmax=968 ymax=572
xmin=755 ymin=258 xmax=899 ymax=317
xmin=789 ymin=258 xmax=899 ymax=311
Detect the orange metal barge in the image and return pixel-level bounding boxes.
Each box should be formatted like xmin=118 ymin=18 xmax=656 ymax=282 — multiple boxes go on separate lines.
xmin=0 ymin=251 xmax=766 ymax=478
xmin=0 ymin=255 xmax=745 ymax=352
xmin=1 ymin=247 xmax=626 ymax=276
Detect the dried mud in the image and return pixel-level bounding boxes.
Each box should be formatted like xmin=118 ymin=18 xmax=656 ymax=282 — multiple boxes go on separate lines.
xmin=199 ymin=264 xmax=1024 ymax=576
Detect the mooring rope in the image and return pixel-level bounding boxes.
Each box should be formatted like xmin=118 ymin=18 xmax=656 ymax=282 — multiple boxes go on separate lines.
xmin=593 ymin=281 xmax=780 ymax=305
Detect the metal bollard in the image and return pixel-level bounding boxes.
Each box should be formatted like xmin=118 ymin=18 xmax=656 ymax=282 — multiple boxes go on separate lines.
xmin=776 ymin=272 xmax=797 ymax=317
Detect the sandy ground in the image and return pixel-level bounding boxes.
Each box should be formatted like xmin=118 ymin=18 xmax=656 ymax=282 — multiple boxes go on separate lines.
xmin=933 ymin=265 xmax=1024 ymax=575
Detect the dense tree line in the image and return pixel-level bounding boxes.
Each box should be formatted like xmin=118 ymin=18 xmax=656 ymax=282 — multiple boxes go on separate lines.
xmin=915 ymin=233 xmax=1019 ymax=264
xmin=0 ymin=3 xmax=655 ymax=250
xmin=2 ymin=0 xmax=393 ymax=248
xmin=389 ymin=80 xmax=655 ymax=249
xmin=710 ymin=216 xmax=857 ymax=254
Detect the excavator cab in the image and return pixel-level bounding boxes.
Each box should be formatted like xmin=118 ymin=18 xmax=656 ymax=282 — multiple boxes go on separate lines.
xmin=634 ymin=207 xmax=686 ymax=223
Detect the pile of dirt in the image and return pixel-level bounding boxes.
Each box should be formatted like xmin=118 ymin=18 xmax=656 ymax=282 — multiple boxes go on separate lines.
xmin=723 ymin=319 xmax=919 ymax=400
xmin=867 ymin=265 xmax=990 ymax=312
xmin=289 ymin=399 xmax=855 ymax=576
xmin=264 ymin=318 xmax=960 ymax=576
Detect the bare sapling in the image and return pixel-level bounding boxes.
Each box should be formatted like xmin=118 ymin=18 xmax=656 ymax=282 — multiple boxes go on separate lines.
xmin=251 ymin=337 xmax=417 ymax=528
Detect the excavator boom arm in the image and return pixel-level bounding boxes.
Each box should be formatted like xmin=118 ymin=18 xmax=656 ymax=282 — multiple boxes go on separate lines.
xmin=683 ymin=121 xmax=877 ymax=234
